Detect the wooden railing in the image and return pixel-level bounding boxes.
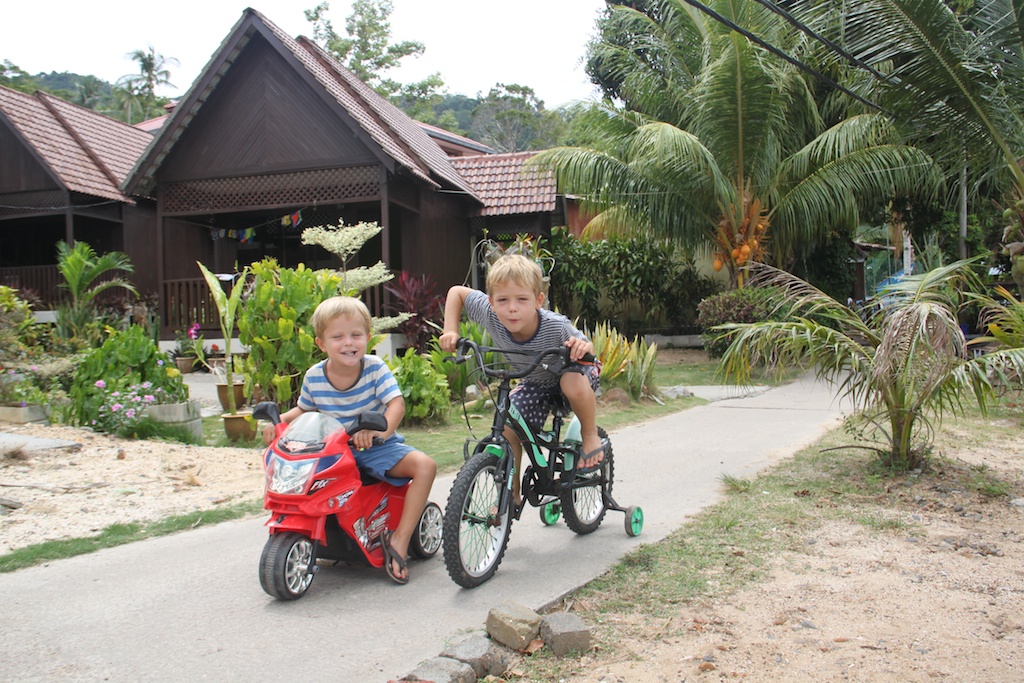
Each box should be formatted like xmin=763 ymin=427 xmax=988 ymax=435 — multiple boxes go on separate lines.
xmin=0 ymin=265 xmax=63 ymax=307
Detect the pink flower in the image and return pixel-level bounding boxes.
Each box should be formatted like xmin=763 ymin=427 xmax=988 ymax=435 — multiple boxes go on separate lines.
xmin=95 ymin=380 xmax=107 ymax=389
xmin=188 ymin=323 xmax=201 ymax=340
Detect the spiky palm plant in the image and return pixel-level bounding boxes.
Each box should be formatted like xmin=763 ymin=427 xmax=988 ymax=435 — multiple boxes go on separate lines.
xmin=718 ymin=261 xmax=1024 ymax=471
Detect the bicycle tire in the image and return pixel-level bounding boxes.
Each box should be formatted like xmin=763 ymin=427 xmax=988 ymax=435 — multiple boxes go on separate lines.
xmin=442 ymin=451 xmax=513 ymax=588
xmin=561 ymin=427 xmax=613 ymax=535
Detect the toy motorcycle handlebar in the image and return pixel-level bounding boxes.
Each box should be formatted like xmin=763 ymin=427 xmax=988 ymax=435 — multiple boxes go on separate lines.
xmin=252 ymin=401 xmax=388 ymax=444
xmin=447 ymin=337 xmax=596 ymax=379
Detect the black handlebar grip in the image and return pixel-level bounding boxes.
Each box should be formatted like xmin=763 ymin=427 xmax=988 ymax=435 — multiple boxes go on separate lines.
xmin=580 ymin=352 xmax=597 ymax=364
xmin=372 ymin=436 xmax=385 ymax=447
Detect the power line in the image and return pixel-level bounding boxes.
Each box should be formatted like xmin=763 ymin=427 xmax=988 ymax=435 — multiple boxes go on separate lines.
xmin=751 ymin=0 xmax=897 ymax=85
xmin=677 ymin=0 xmax=886 ymax=113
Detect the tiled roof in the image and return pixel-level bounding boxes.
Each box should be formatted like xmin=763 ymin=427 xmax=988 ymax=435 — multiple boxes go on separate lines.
xmin=0 ymin=86 xmax=150 ymax=202
xmin=450 ymin=152 xmax=557 ymax=216
xmin=126 ymin=9 xmax=481 ymax=203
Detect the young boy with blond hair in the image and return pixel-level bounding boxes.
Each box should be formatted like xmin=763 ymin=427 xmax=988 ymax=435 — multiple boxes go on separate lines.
xmin=439 ymin=253 xmax=604 ymax=503
xmin=263 ymin=296 xmax=436 ymax=584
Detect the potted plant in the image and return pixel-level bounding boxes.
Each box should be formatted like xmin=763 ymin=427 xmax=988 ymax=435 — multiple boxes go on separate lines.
xmin=197 ymin=262 xmax=254 ymax=441
xmin=173 ymin=324 xmax=204 ymax=373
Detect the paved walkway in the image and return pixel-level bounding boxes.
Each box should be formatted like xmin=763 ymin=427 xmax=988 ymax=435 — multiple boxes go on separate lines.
xmin=0 ymin=372 xmax=851 ymax=682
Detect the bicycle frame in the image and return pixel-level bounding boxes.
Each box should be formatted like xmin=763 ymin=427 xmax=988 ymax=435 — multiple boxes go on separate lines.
xmin=457 ymin=340 xmax=605 ymax=519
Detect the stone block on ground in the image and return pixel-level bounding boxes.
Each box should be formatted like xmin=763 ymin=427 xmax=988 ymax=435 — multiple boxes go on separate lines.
xmin=540 ymin=612 xmax=591 ymax=656
xmin=486 ymin=601 xmax=541 ymax=651
xmin=441 ymin=633 xmax=509 ymax=678
xmin=400 ymin=655 xmax=475 ymax=683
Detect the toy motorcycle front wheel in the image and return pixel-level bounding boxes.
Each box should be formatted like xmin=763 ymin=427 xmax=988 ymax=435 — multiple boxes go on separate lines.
xmin=259 ymin=531 xmax=315 ymax=600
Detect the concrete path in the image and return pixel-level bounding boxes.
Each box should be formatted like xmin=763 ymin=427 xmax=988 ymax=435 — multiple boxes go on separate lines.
xmin=0 ymin=373 xmax=852 ymax=682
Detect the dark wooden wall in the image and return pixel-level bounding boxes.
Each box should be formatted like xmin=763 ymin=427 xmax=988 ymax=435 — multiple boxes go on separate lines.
xmin=0 ymin=123 xmax=55 ymax=193
xmin=158 ymin=36 xmax=375 ymax=182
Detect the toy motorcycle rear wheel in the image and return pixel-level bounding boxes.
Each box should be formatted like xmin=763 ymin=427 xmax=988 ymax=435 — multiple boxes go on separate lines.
xmin=410 ymin=501 xmax=443 ymax=558
xmin=259 ymin=531 xmax=315 ymax=600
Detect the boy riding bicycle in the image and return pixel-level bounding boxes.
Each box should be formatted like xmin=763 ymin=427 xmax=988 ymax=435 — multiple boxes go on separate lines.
xmin=438 ymin=254 xmax=604 ymax=504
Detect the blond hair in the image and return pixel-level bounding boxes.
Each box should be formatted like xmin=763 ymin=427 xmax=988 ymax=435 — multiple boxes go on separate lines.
xmin=310 ymin=296 xmax=371 ymax=337
xmin=486 ymin=253 xmax=543 ymax=296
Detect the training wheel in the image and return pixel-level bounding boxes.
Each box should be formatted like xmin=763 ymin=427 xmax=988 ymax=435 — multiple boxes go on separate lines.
xmin=540 ymin=501 xmax=561 ymax=526
xmin=624 ymin=506 xmax=644 ymax=537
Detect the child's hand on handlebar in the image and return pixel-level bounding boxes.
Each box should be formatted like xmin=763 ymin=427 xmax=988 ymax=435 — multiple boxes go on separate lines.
xmin=438 ymin=331 xmax=459 ymax=353
xmin=564 ymin=337 xmax=595 ymax=363
xmin=262 ymin=424 xmax=276 ymax=445
xmin=351 ymin=430 xmax=385 ymax=451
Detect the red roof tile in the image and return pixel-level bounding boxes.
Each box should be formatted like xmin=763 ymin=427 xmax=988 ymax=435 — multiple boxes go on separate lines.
xmin=450 ymin=152 xmax=557 ymax=216
xmin=0 ymin=86 xmax=151 ymax=203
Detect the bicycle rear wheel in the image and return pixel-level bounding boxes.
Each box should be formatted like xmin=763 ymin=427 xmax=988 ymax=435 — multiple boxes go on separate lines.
xmin=561 ymin=427 xmax=613 ymax=535
xmin=442 ymin=451 xmax=513 ymax=588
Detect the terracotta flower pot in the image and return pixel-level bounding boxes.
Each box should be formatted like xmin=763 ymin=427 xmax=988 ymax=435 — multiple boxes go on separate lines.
xmin=216 ymin=383 xmax=246 ymax=412
xmin=222 ymin=412 xmax=255 ymax=442
xmin=175 ymin=356 xmax=196 ymax=374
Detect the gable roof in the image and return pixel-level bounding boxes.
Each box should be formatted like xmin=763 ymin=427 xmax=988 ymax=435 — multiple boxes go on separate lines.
xmin=125 ymin=8 xmax=480 ymax=203
xmin=0 ymin=86 xmax=152 ymax=202
xmin=450 ymin=152 xmax=557 ymax=216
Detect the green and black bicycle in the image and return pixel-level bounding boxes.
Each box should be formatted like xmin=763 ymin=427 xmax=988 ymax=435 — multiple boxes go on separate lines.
xmin=441 ymin=337 xmax=644 ymax=588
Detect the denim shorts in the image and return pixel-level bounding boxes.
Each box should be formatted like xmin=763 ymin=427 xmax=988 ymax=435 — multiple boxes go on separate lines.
xmin=353 ymin=433 xmax=415 ymax=486
xmin=509 ymin=362 xmax=600 ymax=429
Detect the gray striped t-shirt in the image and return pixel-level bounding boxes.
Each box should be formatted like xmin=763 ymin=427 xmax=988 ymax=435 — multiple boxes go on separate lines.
xmin=463 ymin=289 xmax=586 ymax=387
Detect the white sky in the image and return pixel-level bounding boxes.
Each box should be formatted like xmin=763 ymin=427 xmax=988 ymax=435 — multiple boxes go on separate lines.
xmin=2 ymin=0 xmax=606 ymax=109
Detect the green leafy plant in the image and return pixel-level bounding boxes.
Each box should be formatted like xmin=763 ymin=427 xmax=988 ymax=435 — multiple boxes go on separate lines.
xmin=89 ymin=380 xmax=185 ymax=437
xmin=68 ymin=325 xmax=188 ymax=428
xmin=587 ymin=321 xmax=659 ymax=400
xmin=697 ymin=287 xmax=782 ymax=358
xmin=237 ymin=259 xmax=344 ymax=409
xmin=384 ymin=271 xmax=444 ymax=353
xmin=387 ymin=348 xmax=450 ymax=424
xmin=54 ymin=241 xmax=137 ymax=346
xmin=718 ymin=261 xmax=1024 ymax=471
xmin=0 ymin=285 xmax=34 ymax=362
xmin=196 ymin=262 xmax=248 ymax=415
xmin=427 ymin=320 xmax=497 ymax=400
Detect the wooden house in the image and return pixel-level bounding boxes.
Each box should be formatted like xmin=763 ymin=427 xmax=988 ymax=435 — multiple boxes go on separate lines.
xmin=1 ymin=8 xmax=584 ymax=338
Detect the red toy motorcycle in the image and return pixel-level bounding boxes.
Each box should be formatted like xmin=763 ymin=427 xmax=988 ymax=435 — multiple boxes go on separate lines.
xmin=252 ymin=401 xmax=443 ymax=600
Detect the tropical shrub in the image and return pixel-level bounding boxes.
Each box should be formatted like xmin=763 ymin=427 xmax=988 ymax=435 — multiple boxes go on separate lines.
xmin=427 ymin=320 xmax=497 ymax=400
xmin=718 ymin=262 xmax=1024 ymax=471
xmin=0 ymin=285 xmax=34 ymax=362
xmin=54 ymin=241 xmax=137 ymax=346
xmin=68 ymin=325 xmax=188 ymax=429
xmin=587 ymin=321 xmax=659 ymax=400
xmin=237 ymin=259 xmax=344 ymax=409
xmin=385 ymin=271 xmax=444 ymax=353
xmin=549 ymin=229 xmax=718 ymax=334
xmin=697 ymin=287 xmax=783 ymax=358
xmin=387 ymin=349 xmax=450 ymax=424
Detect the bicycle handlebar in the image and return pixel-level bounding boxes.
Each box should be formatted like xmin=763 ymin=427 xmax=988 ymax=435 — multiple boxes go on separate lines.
xmin=448 ymin=337 xmax=596 ymax=380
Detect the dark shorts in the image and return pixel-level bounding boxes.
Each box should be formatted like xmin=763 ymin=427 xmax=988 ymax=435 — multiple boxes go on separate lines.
xmin=509 ymin=362 xmax=600 ymax=429
xmin=353 ymin=433 xmax=415 ymax=486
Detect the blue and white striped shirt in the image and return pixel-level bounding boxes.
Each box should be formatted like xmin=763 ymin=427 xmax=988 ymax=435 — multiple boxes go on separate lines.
xmin=296 ymin=356 xmax=401 ymax=430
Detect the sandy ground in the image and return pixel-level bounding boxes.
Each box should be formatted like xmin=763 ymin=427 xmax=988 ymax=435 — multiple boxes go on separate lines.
xmin=3 ymin=355 xmax=1023 ymax=681
xmin=0 ymin=423 xmax=264 ymax=555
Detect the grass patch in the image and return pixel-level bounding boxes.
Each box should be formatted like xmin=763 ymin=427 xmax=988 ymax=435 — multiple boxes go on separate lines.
xmin=519 ymin=408 xmax=1023 ymax=680
xmin=0 ymin=498 xmax=263 ymax=573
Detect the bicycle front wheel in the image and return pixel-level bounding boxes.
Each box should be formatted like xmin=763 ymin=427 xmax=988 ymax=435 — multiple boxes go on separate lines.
xmin=442 ymin=451 xmax=513 ymax=588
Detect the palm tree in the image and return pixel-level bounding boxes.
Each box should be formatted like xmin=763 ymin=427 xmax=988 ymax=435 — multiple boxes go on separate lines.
xmin=807 ymin=0 xmax=1024 ymax=262
xmin=118 ymin=46 xmax=178 ymax=121
xmin=717 ymin=261 xmax=1024 ymax=470
xmin=55 ymin=241 xmax=137 ymax=342
xmin=533 ymin=0 xmax=941 ymax=288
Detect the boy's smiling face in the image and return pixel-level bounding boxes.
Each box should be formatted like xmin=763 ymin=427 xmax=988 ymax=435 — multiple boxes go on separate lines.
xmin=315 ymin=314 xmax=368 ymax=369
xmin=489 ymin=281 xmax=544 ymax=341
